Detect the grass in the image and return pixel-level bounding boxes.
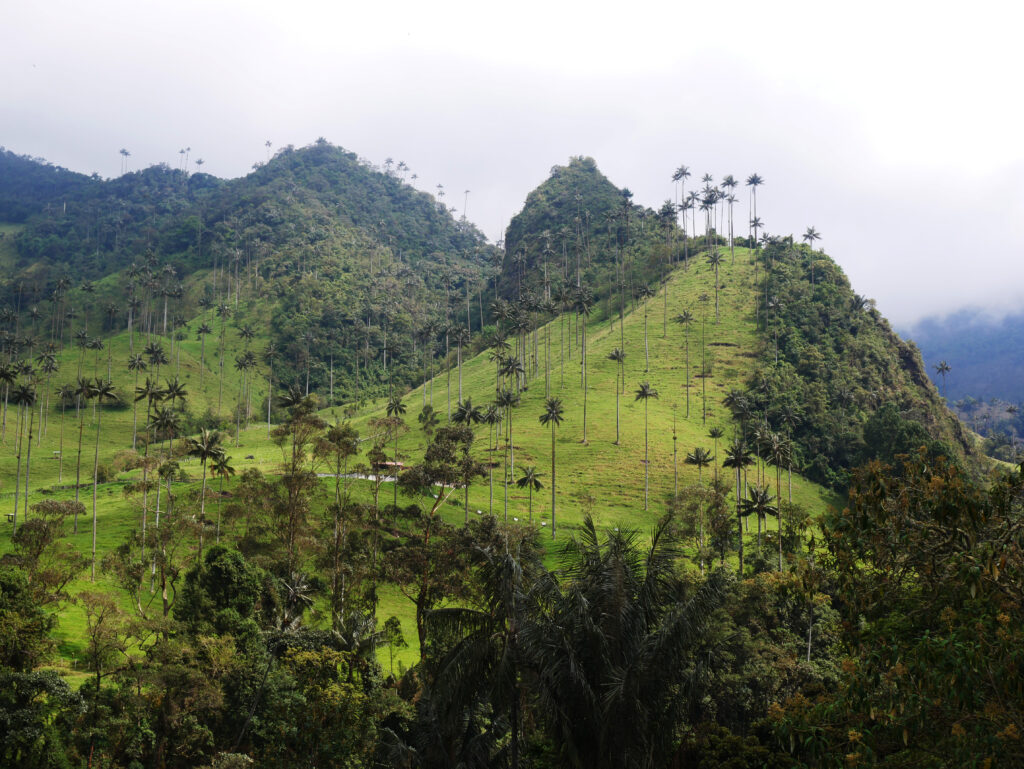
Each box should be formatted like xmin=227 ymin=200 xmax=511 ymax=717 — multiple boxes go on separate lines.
xmin=1 ymin=247 xmax=841 ymax=669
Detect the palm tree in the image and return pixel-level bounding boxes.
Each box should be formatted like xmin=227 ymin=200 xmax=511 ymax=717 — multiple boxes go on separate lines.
xmin=685 ymin=446 xmax=714 ymax=485
xmin=55 ymin=383 xmax=75 ymax=482
xmin=516 ymin=466 xmax=543 ymax=522
xmin=934 ymin=360 xmax=951 ymax=398
xmin=538 ymin=397 xmax=564 ymax=538
xmin=574 ymin=286 xmax=594 ymax=443
xmin=607 ymin=348 xmax=625 ymax=444
xmin=635 ymin=382 xmax=659 ymax=510
xmin=452 ymin=397 xmax=484 ymax=523
xmin=385 ymin=395 xmax=406 ymax=507
xmin=496 ymin=388 xmax=520 ymax=522
xmin=453 ymin=325 xmax=471 ymax=404
xmin=89 ymin=379 xmax=117 ymax=581
xmin=525 ymin=516 xmax=726 ymax=769
xmin=637 ymin=285 xmax=655 ymax=370
xmin=0 ymin=361 xmax=15 ymax=442
xmin=802 ymin=226 xmax=821 ymax=252
xmin=708 ymin=426 xmax=725 ymax=481
xmin=186 ymin=428 xmax=224 ymax=557
xmin=707 ymin=252 xmax=723 ymax=322
xmin=10 ymin=382 xmax=35 ymax=534
xmin=723 ymin=441 xmax=755 ymax=575
xmin=740 ymin=484 xmax=778 ymax=562
xmin=210 ymin=453 xmax=235 ymax=541
xmin=196 ymin=322 xmax=212 ymax=384
xmin=746 ymin=173 xmax=764 ymax=241
xmin=127 ymin=354 xmax=147 ymax=448
xmin=672 ymin=311 xmax=694 ymax=418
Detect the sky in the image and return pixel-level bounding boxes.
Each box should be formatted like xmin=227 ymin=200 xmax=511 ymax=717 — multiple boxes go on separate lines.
xmin=3 ymin=0 xmax=1023 ymax=326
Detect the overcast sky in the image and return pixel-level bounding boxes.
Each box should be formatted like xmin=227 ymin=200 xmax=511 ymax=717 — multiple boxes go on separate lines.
xmin=3 ymin=0 xmax=1022 ymax=326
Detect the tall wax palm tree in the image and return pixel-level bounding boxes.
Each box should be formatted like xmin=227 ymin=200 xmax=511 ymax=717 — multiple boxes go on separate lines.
xmin=538 ymin=397 xmax=564 ymax=537
xmin=262 ymin=341 xmax=279 ymax=436
xmin=741 ymin=484 xmax=778 ymax=563
xmin=934 ymin=360 xmax=951 ymax=397
xmin=453 ymin=397 xmax=484 ymax=523
xmin=637 ymin=285 xmax=655 ymax=370
xmin=385 ymin=395 xmax=406 ymax=507
xmin=496 ymin=388 xmax=520 ymax=522
xmin=607 ymin=348 xmax=625 ymax=444
xmin=10 ymin=383 xmax=35 ymax=534
xmin=802 ymin=226 xmax=821 ymax=252
xmin=635 ymin=382 xmax=659 ymax=510
xmin=707 ymin=252 xmax=723 ymax=322
xmin=453 ymin=325 xmax=471 ymax=403
xmin=186 ymin=428 xmax=224 ymax=556
xmin=673 ymin=311 xmax=694 ymax=418
xmin=723 ymin=441 xmax=754 ymax=575
xmin=575 ymin=286 xmax=594 ymax=443
xmin=56 ymin=383 xmax=75 ymax=482
xmin=685 ymin=446 xmax=714 ymax=485
xmin=746 ymin=173 xmax=764 ymax=241
xmin=210 ymin=453 xmax=235 ymax=541
xmin=516 ymin=466 xmax=543 ymax=522
xmin=196 ymin=322 xmax=212 ymax=384
xmin=127 ymin=353 xmax=147 ymax=448
xmin=89 ymin=379 xmax=117 ymax=581
xmin=767 ymin=432 xmax=790 ymax=569
xmin=708 ymin=426 xmax=725 ymax=481
xmin=0 ymin=361 xmax=15 ymax=442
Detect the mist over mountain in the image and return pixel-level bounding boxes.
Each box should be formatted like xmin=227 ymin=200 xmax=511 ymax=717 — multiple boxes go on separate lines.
xmin=902 ymin=309 xmax=1024 ymax=405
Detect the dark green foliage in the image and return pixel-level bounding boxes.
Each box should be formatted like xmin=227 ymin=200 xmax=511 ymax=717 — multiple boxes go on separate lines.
xmin=748 ymin=238 xmax=972 ymax=489
xmin=0 ymin=566 xmax=56 ymax=670
xmin=500 ymin=156 xmax=683 ymax=317
xmin=175 ymin=545 xmax=280 ymax=641
xmin=0 ymin=669 xmax=80 ymax=768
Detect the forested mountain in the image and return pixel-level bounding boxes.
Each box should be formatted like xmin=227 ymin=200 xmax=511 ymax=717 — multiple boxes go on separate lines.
xmin=0 ymin=141 xmax=495 ymax=400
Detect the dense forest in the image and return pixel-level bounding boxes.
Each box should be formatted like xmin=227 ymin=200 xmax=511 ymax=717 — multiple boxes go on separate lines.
xmin=1 ymin=146 xmax=1020 ymax=769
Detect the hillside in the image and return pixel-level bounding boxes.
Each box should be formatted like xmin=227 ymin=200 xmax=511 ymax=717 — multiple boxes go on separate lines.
xmin=0 ymin=141 xmax=497 ymax=400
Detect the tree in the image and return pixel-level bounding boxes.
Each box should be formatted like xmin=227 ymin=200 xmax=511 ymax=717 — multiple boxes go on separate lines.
xmin=685 ymin=446 xmax=714 ymax=485
xmin=801 ymin=226 xmax=821 ymax=251
xmin=495 ymin=388 xmax=520 ymax=522
xmin=89 ymin=379 xmax=117 ymax=581
xmin=516 ymin=466 xmax=543 ymax=522
xmin=210 ymin=453 xmax=235 ymax=542
xmin=607 ymin=348 xmax=626 ymax=444
xmin=386 ymin=394 xmax=407 ymax=508
xmin=524 ymin=515 xmax=726 ymax=769
xmin=673 ymin=311 xmax=694 ymax=419
xmin=740 ymin=484 xmax=777 ymax=561
xmin=574 ymin=286 xmax=594 ymax=443
xmin=723 ymin=441 xmax=754 ymax=575
xmin=707 ymin=251 xmax=723 ymax=322
xmin=185 ymin=428 xmax=224 ymax=555
xmin=55 ymin=383 xmax=75 ymax=483
xmin=127 ymin=353 xmax=147 ymax=449
xmin=10 ymin=383 xmax=36 ymax=535
xmin=934 ymin=359 xmax=951 ymax=397
xmin=635 ymin=382 xmax=659 ymax=510
xmin=196 ymin=322 xmax=212 ymax=385
xmin=539 ymin=397 xmax=564 ymax=538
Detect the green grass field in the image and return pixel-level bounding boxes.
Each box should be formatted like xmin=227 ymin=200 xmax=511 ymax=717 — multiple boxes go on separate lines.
xmin=1 ymin=247 xmax=840 ymax=671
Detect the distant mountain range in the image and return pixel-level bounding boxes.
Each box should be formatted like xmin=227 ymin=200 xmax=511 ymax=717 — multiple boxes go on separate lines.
xmin=901 ymin=310 xmax=1024 ymax=406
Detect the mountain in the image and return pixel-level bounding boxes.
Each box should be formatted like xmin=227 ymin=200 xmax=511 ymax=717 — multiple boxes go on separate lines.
xmin=0 ymin=141 xmax=497 ymax=400
xmin=902 ymin=309 xmax=1024 ymax=405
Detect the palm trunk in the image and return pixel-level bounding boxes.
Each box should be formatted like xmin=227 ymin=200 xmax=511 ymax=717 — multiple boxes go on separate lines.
xmin=91 ymin=405 xmax=102 ymax=581
xmin=550 ymin=424 xmax=556 ymax=538
xmin=12 ymin=405 xmax=23 ymax=533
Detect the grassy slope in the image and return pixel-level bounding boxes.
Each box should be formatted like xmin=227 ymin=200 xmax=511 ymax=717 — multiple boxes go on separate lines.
xmin=1 ymin=246 xmax=839 ymax=672
xmin=351 ymin=245 xmax=839 ymax=535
